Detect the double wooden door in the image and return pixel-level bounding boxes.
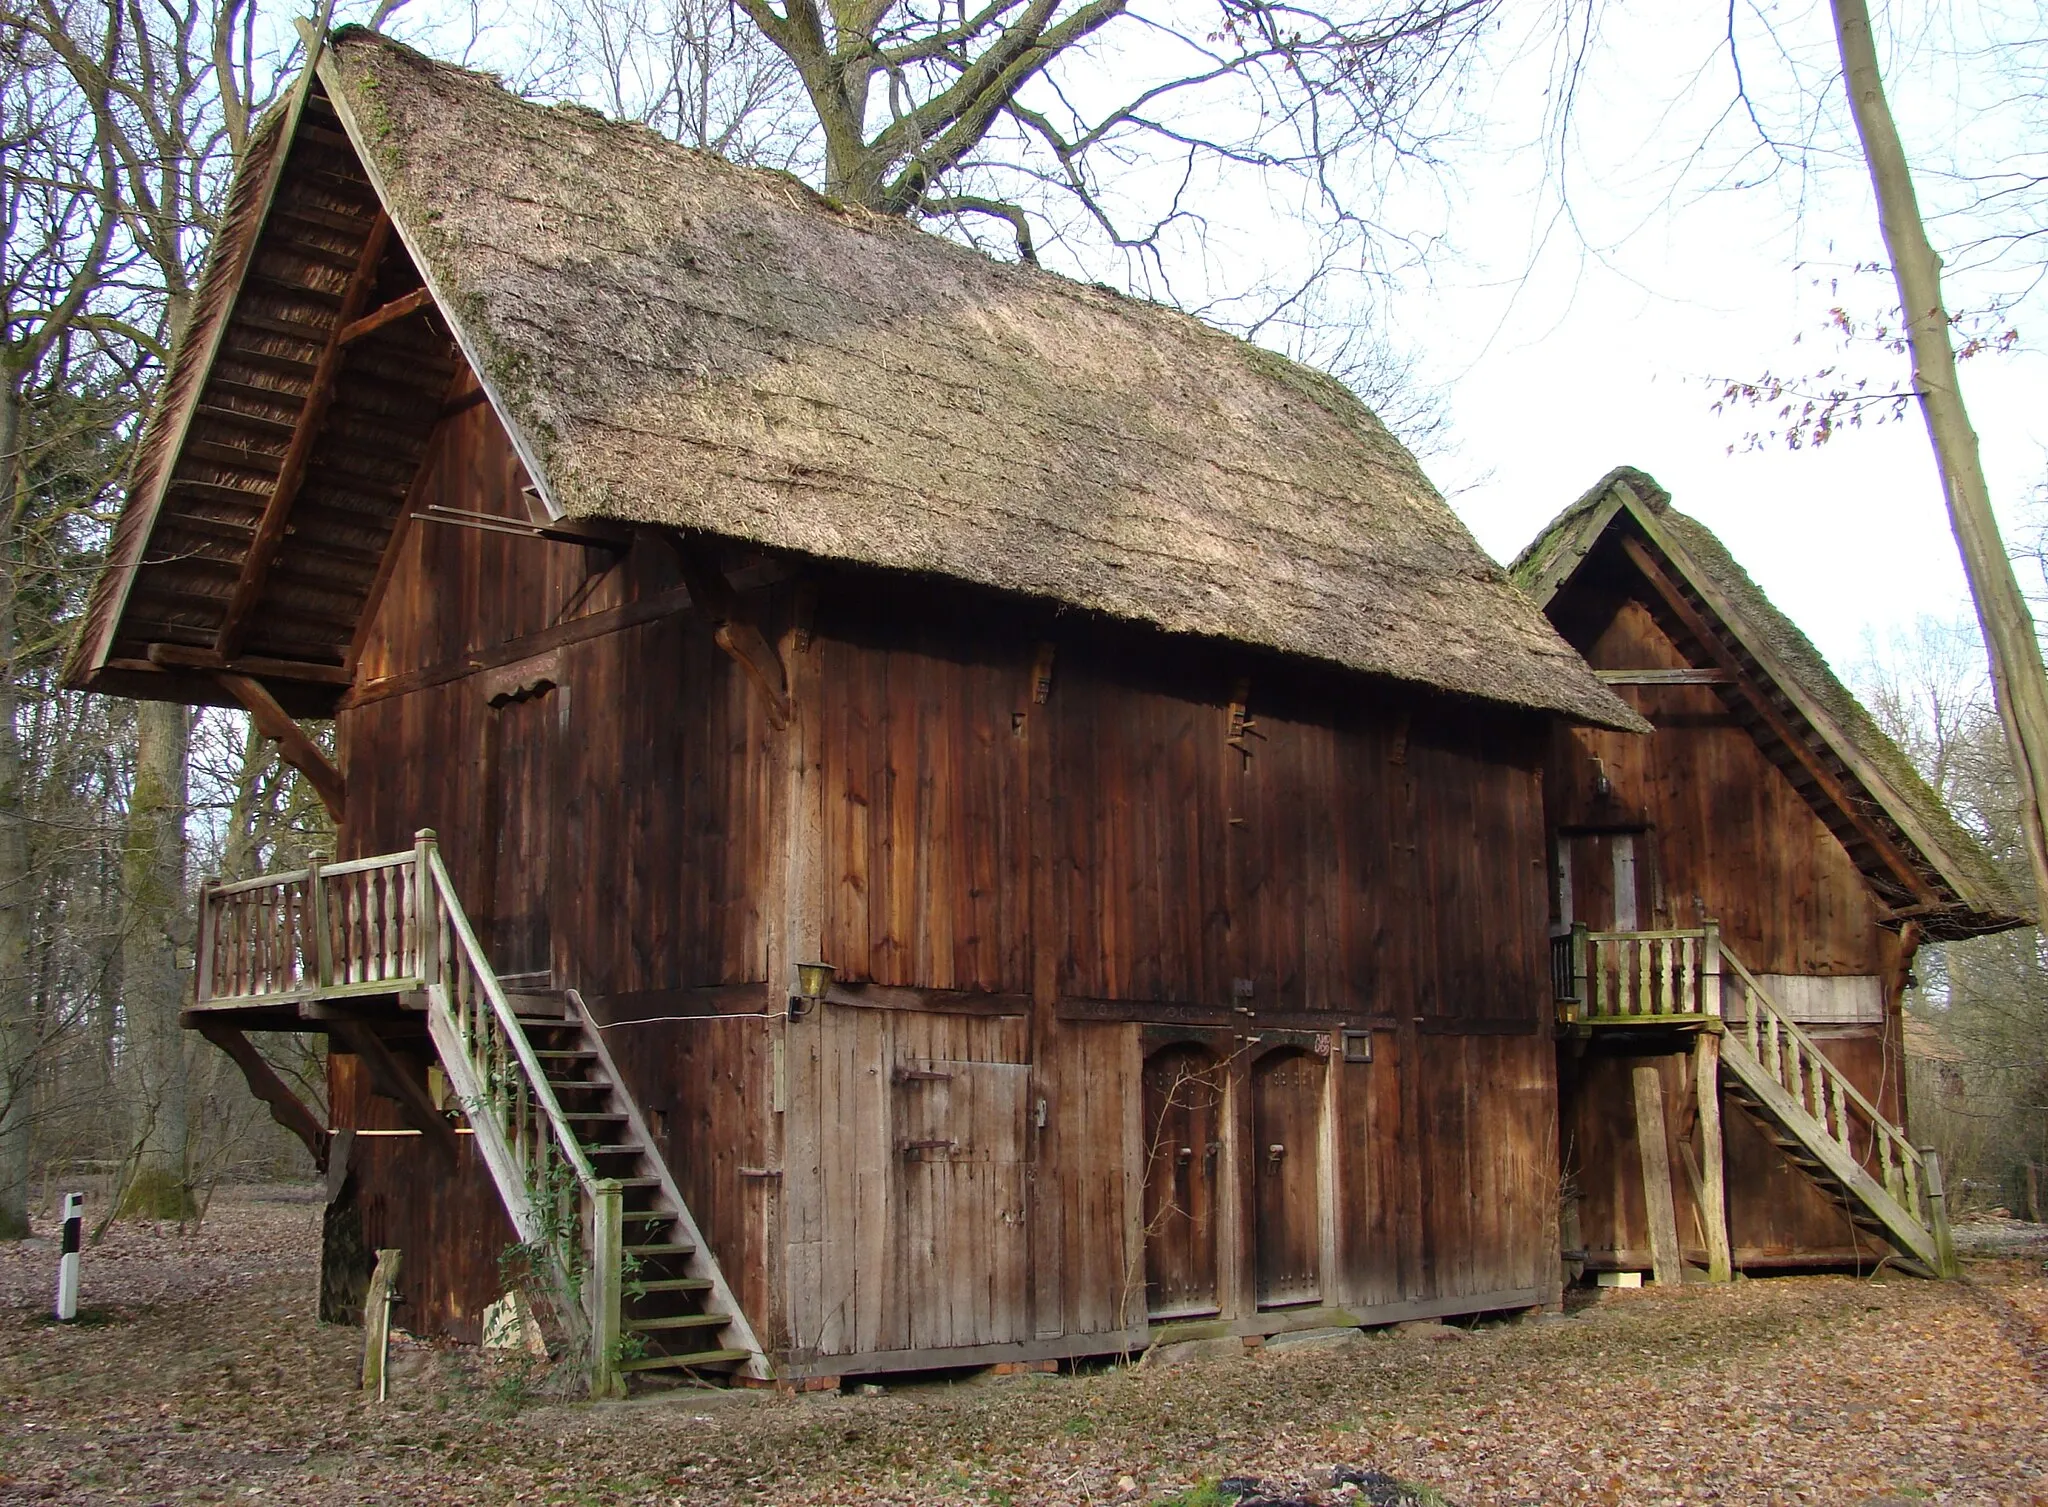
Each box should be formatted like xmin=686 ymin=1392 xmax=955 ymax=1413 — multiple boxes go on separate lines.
xmin=483 ymin=686 xmax=557 ymax=980
xmin=1141 ymin=1043 xmax=1326 ymax=1317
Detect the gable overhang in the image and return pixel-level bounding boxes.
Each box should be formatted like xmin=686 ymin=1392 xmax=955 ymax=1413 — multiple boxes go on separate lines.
xmin=62 ymin=53 xmax=531 ymax=718
xmin=1531 ymin=473 xmax=2028 ymax=940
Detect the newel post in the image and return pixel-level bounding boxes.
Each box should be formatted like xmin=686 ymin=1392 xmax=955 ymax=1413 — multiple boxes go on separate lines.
xmin=1921 ymin=1147 xmax=1959 ymax=1278
xmin=588 ymin=1179 xmax=625 ymax=1398
xmin=413 ymin=829 xmax=440 ymax=987
xmin=194 ymin=878 xmax=218 ymax=1006
xmin=1701 ymin=921 xmax=1723 ymax=1018
xmin=1569 ymin=921 xmax=1590 ymax=1005
xmin=306 ymin=850 xmax=334 ymax=990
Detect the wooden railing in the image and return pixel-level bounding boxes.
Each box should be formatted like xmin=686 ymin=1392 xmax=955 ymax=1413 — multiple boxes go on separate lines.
xmin=195 ymin=832 xmax=626 ymax=1394
xmin=1719 ymin=948 xmax=1953 ymax=1272
xmin=196 ymin=852 xmax=424 ymax=1005
xmin=1554 ymin=923 xmax=1722 ymax=1022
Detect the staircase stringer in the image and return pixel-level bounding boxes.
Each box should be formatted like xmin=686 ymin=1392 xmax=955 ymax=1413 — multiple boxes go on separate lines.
xmin=420 ymin=986 xmax=605 ymax=1351
xmin=570 ymin=990 xmax=771 ymax=1380
xmin=1716 ymin=1011 xmax=1944 ymax=1274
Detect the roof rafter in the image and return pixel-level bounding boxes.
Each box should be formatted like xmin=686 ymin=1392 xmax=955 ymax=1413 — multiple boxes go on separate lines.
xmin=214 ymin=209 xmax=394 ymax=660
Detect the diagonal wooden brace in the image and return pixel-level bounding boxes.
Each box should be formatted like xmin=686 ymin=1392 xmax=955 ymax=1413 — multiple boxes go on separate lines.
xmin=213 ymin=671 xmax=347 ymax=823
xmin=328 ymin=1019 xmax=460 ymax=1167
xmin=191 ymin=1019 xmax=329 ymax=1172
xmin=669 ymin=535 xmax=793 ymax=728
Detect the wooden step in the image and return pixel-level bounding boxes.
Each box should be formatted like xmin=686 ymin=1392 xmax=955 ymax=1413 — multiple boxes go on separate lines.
xmin=560 ymin=1112 xmax=628 ymax=1124
xmin=626 ymin=1240 xmax=697 ymax=1258
xmin=625 ymin=1312 xmax=729 ymax=1332
xmin=583 ymin=1142 xmax=645 ymax=1157
xmin=535 ymin=1049 xmax=597 ymax=1062
xmin=618 ymin=1348 xmax=750 ymax=1373
xmin=621 ymin=1208 xmax=676 ymax=1223
xmin=631 ymin=1277 xmax=713 ymax=1294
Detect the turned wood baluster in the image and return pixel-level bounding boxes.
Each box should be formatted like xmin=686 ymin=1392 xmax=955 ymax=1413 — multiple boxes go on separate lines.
xmin=1635 ymin=937 xmax=1651 ymax=1016
xmin=1901 ymin=1145 xmax=1921 ymax=1217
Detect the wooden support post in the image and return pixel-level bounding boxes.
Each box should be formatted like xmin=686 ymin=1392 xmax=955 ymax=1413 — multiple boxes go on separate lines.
xmin=307 ymin=852 xmax=334 ymax=991
xmin=589 ymin=1179 xmax=625 ymax=1398
xmin=1692 ymin=1034 xmax=1732 ymax=1283
xmin=1922 ymin=1148 xmax=1959 ymax=1278
xmin=1631 ymin=1063 xmax=1684 ymax=1287
xmin=412 ymin=830 xmax=440 ymax=987
xmin=668 ymin=536 xmax=792 ymax=727
xmin=362 ymin=1247 xmax=402 ymax=1399
xmin=1700 ymin=922 xmax=1722 ymax=1019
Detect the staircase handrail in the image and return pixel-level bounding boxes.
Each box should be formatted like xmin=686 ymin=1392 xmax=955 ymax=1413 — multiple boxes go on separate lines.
xmin=1718 ymin=947 xmax=1922 ymax=1186
xmin=420 ymin=848 xmax=601 ymax=1189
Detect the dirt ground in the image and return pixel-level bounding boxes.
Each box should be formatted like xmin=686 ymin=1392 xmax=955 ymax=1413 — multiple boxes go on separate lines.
xmin=1 ymin=1187 xmax=2045 ymax=1506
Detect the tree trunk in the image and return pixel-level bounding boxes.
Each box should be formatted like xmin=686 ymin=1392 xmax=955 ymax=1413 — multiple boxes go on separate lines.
xmin=1832 ymin=0 xmax=2048 ymax=914
xmin=0 ymin=377 xmax=34 ymax=1238
xmin=115 ymin=699 xmax=196 ymax=1220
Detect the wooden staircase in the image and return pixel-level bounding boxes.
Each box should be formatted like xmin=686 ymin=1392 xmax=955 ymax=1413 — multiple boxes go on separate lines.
xmin=187 ymin=831 xmax=768 ymax=1393
xmin=1556 ymin=924 xmax=1958 ymax=1277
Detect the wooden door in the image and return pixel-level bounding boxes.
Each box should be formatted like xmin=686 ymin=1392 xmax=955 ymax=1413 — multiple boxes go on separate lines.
xmin=1557 ymin=830 xmax=1658 ymax=932
xmin=483 ymin=688 xmax=557 ymax=980
xmin=1142 ymin=1045 xmax=1224 ymax=1319
xmin=891 ymin=1049 xmax=1032 ymax=1351
xmin=1252 ymin=1048 xmax=1323 ymax=1307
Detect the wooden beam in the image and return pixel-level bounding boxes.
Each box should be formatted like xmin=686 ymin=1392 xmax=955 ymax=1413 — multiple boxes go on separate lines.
xmin=669 ymin=537 xmax=792 ymax=728
xmin=191 ymin=1019 xmax=329 ymax=1171
xmin=145 ymin=641 xmax=353 ymax=685
xmin=329 ymin=1019 xmax=459 ymax=1167
xmin=1595 ymin=668 xmax=1734 ymax=685
xmin=213 ymin=672 xmax=347 ymax=822
xmin=1631 ymin=1062 xmax=1685 ymax=1288
xmin=1620 ymin=534 xmax=1938 ymax=905
xmin=1692 ymin=1033 xmax=1732 ymax=1282
xmin=215 ymin=212 xmax=395 ymax=660
xmin=337 ymin=284 xmax=434 ymax=346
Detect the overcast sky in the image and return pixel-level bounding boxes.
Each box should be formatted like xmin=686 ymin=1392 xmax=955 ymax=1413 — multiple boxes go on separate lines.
xmin=408 ymin=0 xmax=2044 ymax=681
xmin=1366 ymin=2 xmax=2046 ymax=678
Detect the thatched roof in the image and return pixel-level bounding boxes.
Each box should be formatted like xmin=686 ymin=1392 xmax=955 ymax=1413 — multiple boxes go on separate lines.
xmin=67 ymin=26 xmax=1638 ymax=730
xmin=1514 ymin=467 xmax=2028 ymax=938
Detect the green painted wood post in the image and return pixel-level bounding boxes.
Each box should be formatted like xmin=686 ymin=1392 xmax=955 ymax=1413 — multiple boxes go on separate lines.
xmin=1921 ymin=1148 xmax=1959 ymax=1278
xmin=589 ymin=1180 xmax=625 ymax=1398
xmin=1569 ymin=922 xmax=1590 ymax=1013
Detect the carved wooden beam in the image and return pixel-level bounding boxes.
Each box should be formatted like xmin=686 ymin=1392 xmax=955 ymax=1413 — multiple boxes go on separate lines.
xmin=215 ymin=212 xmax=394 ymax=660
xmin=213 ymin=671 xmax=347 ymax=823
xmin=669 ymin=536 xmax=793 ymax=728
xmin=327 ymin=1019 xmax=459 ymax=1167
xmin=191 ymin=1018 xmax=329 ymax=1171
xmin=1621 ymin=534 xmax=1937 ymax=905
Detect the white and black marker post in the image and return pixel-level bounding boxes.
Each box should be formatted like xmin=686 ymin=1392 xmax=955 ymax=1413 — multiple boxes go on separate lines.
xmin=55 ymin=1193 xmax=82 ymax=1322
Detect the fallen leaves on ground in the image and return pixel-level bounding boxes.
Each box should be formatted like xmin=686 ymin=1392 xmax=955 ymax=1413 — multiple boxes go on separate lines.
xmin=0 ymin=1189 xmax=2044 ymax=1505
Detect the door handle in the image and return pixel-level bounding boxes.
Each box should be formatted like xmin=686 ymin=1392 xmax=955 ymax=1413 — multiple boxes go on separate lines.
xmin=1177 ymin=1146 xmax=1195 ymax=1164
xmin=1267 ymin=1143 xmax=1285 ymax=1161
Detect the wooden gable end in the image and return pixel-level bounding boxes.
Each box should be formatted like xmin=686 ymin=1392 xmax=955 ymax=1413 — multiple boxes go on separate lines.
xmin=1544 ymin=514 xmax=1967 ymax=928
xmin=67 ymin=77 xmax=466 ymax=716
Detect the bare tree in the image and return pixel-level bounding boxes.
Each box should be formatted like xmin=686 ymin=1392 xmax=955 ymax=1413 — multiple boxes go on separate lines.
xmin=1825 ymin=0 xmax=2048 ymax=916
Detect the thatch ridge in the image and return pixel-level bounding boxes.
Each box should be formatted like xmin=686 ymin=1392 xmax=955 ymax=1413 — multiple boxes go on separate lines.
xmin=312 ymin=27 xmax=1638 ymax=730
xmin=1516 ymin=467 xmax=2027 ymax=931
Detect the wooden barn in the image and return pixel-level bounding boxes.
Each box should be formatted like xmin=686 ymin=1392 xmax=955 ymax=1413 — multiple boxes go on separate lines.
xmin=65 ymin=29 xmax=1648 ymax=1391
xmin=1513 ymin=469 xmax=2026 ymax=1282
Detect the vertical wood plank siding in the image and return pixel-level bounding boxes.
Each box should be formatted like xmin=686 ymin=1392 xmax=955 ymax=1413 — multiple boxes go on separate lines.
xmin=334 ymin=399 xmax=1565 ymax=1355
xmin=1547 ymin=567 xmax=1909 ymax=1267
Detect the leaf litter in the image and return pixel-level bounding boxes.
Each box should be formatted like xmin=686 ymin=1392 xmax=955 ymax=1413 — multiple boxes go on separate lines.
xmin=0 ymin=1188 xmax=2043 ymax=1505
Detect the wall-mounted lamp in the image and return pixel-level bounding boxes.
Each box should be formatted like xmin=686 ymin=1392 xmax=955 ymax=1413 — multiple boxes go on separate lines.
xmin=1590 ymin=757 xmax=1612 ymax=800
xmin=790 ymin=960 xmax=836 ymax=1020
